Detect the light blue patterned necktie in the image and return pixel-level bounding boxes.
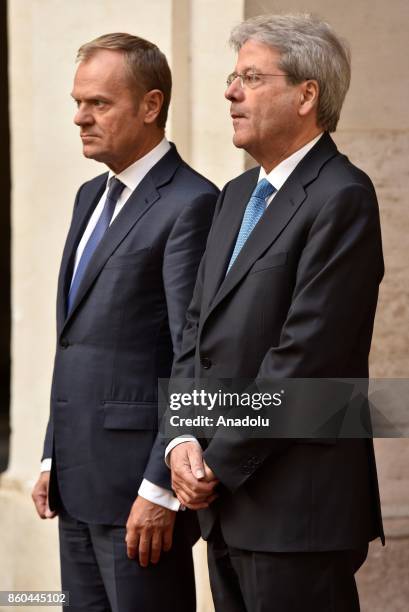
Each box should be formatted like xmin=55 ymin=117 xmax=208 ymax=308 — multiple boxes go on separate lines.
xmin=67 ymin=177 xmax=125 ymax=315
xmin=227 ymin=178 xmax=276 ymax=273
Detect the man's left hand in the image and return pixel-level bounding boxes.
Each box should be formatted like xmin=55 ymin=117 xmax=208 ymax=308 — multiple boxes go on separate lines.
xmin=169 ymin=441 xmax=218 ymax=509
xmin=126 ymin=496 xmax=176 ymax=567
xmin=203 ymin=460 xmax=216 ymax=482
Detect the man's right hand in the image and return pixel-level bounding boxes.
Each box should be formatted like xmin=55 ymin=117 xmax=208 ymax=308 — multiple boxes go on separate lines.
xmin=31 ymin=471 xmax=57 ymax=519
xmin=169 ymin=442 xmax=218 ymax=510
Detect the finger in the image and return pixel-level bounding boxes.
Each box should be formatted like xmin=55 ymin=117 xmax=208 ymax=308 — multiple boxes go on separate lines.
xmin=187 ymin=446 xmax=205 ymax=479
xmin=173 ymin=486 xmax=212 ymax=507
xmin=150 ymin=531 xmax=162 ymax=564
xmin=174 ymin=478 xmax=217 ymax=503
xmin=172 ymin=482 xmax=210 ymax=505
xmin=176 ymin=485 xmax=218 ymax=508
xmin=175 ymin=489 xmax=211 ymax=510
xmin=204 ymin=463 xmax=218 ymax=483
xmin=125 ymin=529 xmax=139 ymax=560
xmin=163 ymin=525 xmax=174 ymax=552
xmin=139 ymin=533 xmax=151 ymax=567
xmin=173 ymin=472 xmax=217 ymax=496
xmin=32 ymin=493 xmax=47 ymax=519
xmin=45 ymin=497 xmax=56 ymax=519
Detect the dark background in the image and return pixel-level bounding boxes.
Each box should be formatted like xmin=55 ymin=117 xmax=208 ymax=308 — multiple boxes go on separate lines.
xmin=0 ymin=0 xmax=11 ymax=472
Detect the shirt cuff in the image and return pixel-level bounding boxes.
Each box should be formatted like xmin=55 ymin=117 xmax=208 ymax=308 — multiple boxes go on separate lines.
xmin=138 ymin=478 xmax=180 ymax=511
xmin=41 ymin=458 xmax=52 ymax=472
xmin=164 ymin=436 xmax=201 ymax=468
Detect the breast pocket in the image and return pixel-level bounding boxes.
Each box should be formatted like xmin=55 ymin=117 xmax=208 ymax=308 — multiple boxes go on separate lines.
xmin=250 ymin=252 xmax=287 ymax=274
xmin=104 ymin=247 xmax=151 ymax=269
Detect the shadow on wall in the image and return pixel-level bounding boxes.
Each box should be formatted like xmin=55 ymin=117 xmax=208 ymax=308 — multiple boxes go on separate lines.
xmin=0 ymin=0 xmax=11 ymax=473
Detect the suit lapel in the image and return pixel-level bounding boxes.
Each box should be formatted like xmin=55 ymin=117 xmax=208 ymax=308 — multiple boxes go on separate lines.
xmin=205 ymin=133 xmax=339 ymax=318
xmin=204 ymin=168 xmax=259 ymax=307
xmin=56 ymin=175 xmax=107 ymax=333
xmin=60 ymin=145 xmax=182 ymax=333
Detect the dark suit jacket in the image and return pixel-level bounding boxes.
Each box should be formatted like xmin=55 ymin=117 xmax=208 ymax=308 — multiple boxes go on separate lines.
xmin=43 ymin=144 xmax=219 ymax=527
xmin=171 ymin=133 xmax=385 ymax=552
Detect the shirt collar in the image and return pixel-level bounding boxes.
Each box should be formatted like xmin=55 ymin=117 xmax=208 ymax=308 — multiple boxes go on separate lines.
xmin=259 ymin=133 xmax=323 ymax=190
xmin=108 ymin=137 xmax=171 ymax=192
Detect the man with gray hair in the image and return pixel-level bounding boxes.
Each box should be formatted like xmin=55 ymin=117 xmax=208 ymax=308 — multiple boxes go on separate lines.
xmin=31 ymin=32 xmax=219 ymax=611
xmin=168 ymin=14 xmax=384 ymax=611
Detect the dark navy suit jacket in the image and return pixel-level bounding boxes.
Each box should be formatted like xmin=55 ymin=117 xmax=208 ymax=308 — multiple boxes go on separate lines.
xmin=43 ymin=144 xmax=219 ymax=528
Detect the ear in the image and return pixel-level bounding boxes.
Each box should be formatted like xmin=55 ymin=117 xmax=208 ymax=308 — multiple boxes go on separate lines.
xmin=298 ymin=80 xmax=319 ymax=118
xmin=141 ymin=89 xmax=164 ymax=125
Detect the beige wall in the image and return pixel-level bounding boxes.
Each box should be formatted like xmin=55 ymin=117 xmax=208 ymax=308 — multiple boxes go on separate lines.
xmin=190 ymin=0 xmax=244 ymax=185
xmin=1 ymin=0 xmax=408 ymax=610
xmin=1 ymin=1 xmax=244 ymax=609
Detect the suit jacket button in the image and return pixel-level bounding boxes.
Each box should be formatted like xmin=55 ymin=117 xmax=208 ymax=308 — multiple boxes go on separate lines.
xmin=60 ymin=338 xmax=69 ymax=348
xmin=200 ymin=356 xmax=212 ymax=369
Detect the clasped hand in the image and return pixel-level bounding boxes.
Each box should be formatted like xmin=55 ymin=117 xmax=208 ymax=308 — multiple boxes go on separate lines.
xmin=169 ymin=441 xmax=218 ymax=509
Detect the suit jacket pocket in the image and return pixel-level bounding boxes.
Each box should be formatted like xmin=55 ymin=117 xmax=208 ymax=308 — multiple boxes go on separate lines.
xmin=104 ymin=248 xmax=151 ymax=269
xmin=103 ymin=401 xmax=157 ymax=430
xmin=250 ymin=251 xmax=287 ymax=273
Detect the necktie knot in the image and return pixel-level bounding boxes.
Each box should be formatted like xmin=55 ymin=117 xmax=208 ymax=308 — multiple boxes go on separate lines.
xmin=252 ymin=178 xmax=275 ymax=202
xmin=107 ymin=177 xmax=126 ymax=203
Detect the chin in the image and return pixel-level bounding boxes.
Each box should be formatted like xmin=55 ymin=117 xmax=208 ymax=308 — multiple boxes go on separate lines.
xmin=82 ymin=146 xmax=103 ymax=162
xmin=232 ymin=132 xmax=248 ymax=150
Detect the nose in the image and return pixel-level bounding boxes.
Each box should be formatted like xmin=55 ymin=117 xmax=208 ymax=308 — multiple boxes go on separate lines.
xmin=74 ymin=103 xmax=93 ymax=127
xmin=225 ymin=78 xmax=244 ymax=102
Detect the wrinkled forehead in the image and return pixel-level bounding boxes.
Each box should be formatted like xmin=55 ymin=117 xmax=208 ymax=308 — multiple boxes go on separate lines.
xmin=72 ymin=50 xmax=130 ymax=93
xmin=235 ymin=39 xmax=282 ymax=72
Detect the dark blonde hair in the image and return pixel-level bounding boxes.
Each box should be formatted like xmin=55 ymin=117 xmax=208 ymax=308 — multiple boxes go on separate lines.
xmin=77 ymin=33 xmax=172 ymax=129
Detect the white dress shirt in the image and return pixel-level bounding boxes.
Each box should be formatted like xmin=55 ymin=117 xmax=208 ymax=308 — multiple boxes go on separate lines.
xmin=164 ymin=133 xmax=323 ymax=465
xmin=71 ymin=138 xmax=171 ymax=281
xmin=42 ymin=137 xmax=181 ymax=512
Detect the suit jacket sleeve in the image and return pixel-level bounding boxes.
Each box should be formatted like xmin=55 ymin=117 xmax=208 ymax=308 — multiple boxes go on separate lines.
xmin=143 ymin=189 xmax=219 ymax=488
xmin=42 ymin=184 xmax=85 ymax=462
xmin=42 ymin=410 xmax=54 ymax=461
xmin=204 ymin=182 xmax=384 ymax=492
xmin=170 ymin=184 xmax=227 ymax=379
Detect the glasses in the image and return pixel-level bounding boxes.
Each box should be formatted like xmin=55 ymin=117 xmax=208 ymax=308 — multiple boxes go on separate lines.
xmin=226 ymin=72 xmax=289 ymax=89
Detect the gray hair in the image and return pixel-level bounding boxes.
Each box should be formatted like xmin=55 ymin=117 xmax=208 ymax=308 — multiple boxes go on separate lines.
xmin=77 ymin=33 xmax=172 ymax=129
xmin=229 ymin=14 xmax=351 ymax=132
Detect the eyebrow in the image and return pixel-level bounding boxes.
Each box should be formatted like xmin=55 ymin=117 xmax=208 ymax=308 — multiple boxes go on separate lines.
xmin=235 ymin=65 xmax=259 ymax=74
xmin=70 ymin=93 xmax=111 ymax=102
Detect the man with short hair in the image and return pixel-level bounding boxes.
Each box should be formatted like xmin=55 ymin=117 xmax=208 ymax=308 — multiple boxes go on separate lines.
xmin=168 ymin=14 xmax=384 ymax=611
xmin=31 ymin=33 xmax=219 ymax=612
